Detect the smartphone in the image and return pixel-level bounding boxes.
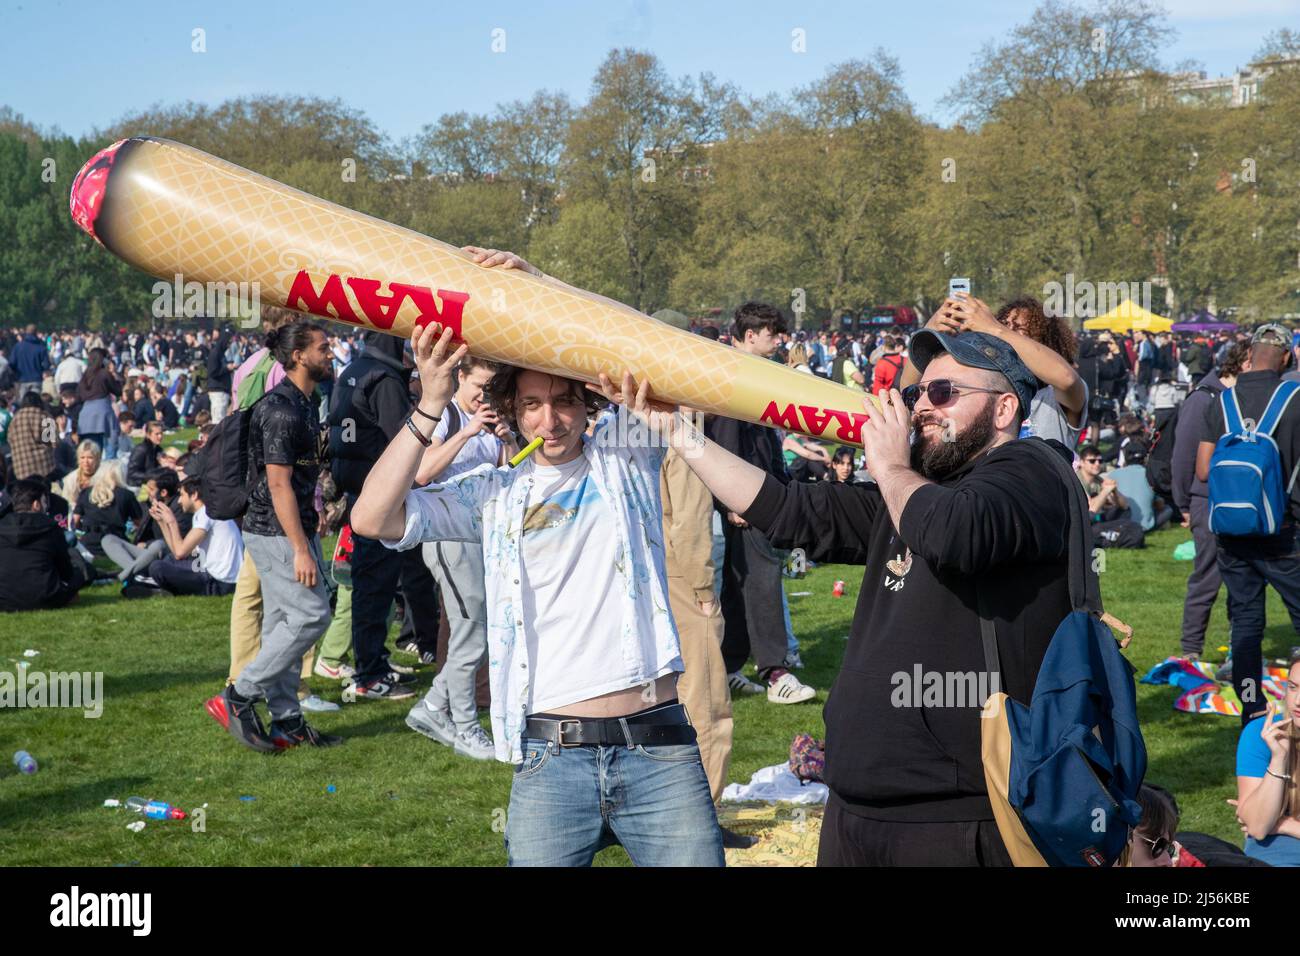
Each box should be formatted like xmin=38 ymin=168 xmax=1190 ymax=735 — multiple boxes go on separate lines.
xmin=948 ymin=277 xmax=971 ymax=298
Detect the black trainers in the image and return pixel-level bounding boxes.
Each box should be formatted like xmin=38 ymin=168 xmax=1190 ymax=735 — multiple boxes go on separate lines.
xmin=348 ymin=676 xmax=416 ymax=701
xmin=269 ymin=716 xmax=344 ymax=749
xmin=205 ymin=686 xmax=279 ymax=753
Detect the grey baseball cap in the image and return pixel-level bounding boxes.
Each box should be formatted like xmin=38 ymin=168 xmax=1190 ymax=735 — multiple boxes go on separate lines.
xmin=907 ymin=330 xmax=1041 ymax=417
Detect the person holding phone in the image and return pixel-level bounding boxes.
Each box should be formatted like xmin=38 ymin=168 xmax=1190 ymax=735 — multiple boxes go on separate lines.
xmin=900 ymin=294 xmax=1086 ymax=450
xmin=1233 ymin=653 xmax=1300 ymax=866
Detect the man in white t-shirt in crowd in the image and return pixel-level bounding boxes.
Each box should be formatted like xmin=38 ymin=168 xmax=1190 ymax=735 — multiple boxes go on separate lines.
xmin=352 ymin=248 xmax=722 ymax=867
xmin=404 ymin=354 xmax=516 ymax=760
xmin=141 ymin=476 xmax=243 ymax=596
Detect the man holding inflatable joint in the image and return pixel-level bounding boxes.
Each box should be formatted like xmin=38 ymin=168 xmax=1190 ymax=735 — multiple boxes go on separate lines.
xmin=598 ymin=328 xmax=1080 ymax=866
xmin=351 ymin=250 xmax=723 ymax=867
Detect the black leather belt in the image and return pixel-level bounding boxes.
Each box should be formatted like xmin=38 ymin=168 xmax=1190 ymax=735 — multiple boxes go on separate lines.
xmin=523 ymin=703 xmax=696 ymax=748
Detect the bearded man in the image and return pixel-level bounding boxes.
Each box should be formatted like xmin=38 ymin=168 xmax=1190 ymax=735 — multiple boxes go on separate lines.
xmin=595 ymin=329 xmax=1076 ymax=866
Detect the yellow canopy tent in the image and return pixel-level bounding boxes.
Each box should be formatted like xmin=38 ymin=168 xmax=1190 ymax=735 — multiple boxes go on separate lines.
xmin=1082 ymin=300 xmax=1173 ymax=333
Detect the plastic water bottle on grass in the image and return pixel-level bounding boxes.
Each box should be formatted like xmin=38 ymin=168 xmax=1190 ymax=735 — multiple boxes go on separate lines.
xmin=13 ymin=751 xmax=37 ymax=774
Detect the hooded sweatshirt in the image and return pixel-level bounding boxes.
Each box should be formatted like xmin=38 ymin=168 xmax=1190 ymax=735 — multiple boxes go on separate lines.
xmin=0 ymin=505 xmax=77 ymax=612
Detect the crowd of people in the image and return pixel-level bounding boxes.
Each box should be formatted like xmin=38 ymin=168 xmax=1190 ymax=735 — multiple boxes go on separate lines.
xmin=3 ymin=250 xmax=1299 ymax=868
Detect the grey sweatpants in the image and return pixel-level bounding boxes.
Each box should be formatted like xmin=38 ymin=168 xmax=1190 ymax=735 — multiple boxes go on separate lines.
xmin=420 ymin=540 xmax=488 ymax=732
xmin=234 ymin=533 xmax=331 ymax=721
xmin=101 ymin=535 xmax=167 ymax=581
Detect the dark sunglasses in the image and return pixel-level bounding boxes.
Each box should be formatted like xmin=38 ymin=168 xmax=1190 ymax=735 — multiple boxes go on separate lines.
xmin=1082 ymin=457 xmax=1102 ymax=464
xmin=1138 ymin=833 xmax=1173 ymax=858
xmin=900 ymin=379 xmax=1008 ymax=411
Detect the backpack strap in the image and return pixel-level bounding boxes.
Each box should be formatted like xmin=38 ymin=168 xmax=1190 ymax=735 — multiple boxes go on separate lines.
xmin=1016 ymin=438 xmax=1102 ymax=616
xmin=1255 ymin=380 xmax=1300 ymax=438
xmin=980 ymin=614 xmax=1002 ymax=681
xmin=1221 ymin=387 xmax=1245 ymax=435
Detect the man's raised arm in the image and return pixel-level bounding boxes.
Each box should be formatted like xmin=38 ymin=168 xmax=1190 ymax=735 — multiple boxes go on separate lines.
xmin=351 ymin=323 xmax=467 ymax=541
xmin=589 ymin=371 xmax=766 ymax=516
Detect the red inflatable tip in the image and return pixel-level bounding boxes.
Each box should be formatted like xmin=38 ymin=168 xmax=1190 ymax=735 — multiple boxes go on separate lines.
xmin=69 ymin=139 xmax=129 ymax=245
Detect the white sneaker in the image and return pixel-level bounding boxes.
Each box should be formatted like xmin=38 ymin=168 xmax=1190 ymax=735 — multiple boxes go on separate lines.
xmin=728 ymin=671 xmax=765 ymax=695
xmin=388 ymin=660 xmax=416 ymax=676
xmin=314 ymin=659 xmax=355 ymax=681
xmin=299 ymin=694 xmax=340 ymax=713
xmin=767 ymin=672 xmax=816 ymax=704
xmin=453 ymin=724 xmax=496 ymax=761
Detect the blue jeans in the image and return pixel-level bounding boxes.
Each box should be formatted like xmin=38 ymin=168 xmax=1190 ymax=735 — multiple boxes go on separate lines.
xmin=505 ymin=737 xmax=724 ymax=867
xmin=1216 ymin=526 xmax=1300 ymax=726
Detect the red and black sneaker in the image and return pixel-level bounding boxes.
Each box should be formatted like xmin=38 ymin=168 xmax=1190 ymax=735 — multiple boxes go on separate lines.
xmin=204 ymin=686 xmax=279 ymax=753
xmin=269 ymin=717 xmax=344 ymax=750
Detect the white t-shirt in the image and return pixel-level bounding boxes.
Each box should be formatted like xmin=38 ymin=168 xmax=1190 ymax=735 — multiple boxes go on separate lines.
xmin=432 ymin=398 xmax=502 ymax=481
xmin=520 ymin=455 xmax=666 ymax=713
xmin=55 ymin=356 xmax=86 ymax=388
xmin=192 ymin=506 xmax=243 ymax=584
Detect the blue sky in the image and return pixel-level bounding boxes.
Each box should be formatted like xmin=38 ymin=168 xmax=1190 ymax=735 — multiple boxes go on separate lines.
xmin=1 ymin=0 xmax=1295 ymax=140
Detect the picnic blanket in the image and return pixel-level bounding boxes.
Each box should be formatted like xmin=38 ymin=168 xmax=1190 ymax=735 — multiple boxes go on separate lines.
xmin=1140 ymin=656 xmax=1289 ymax=716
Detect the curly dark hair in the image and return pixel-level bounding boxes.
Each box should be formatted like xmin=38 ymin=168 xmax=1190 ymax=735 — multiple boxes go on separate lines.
xmin=996 ymin=296 xmax=1078 ymax=365
xmin=482 ymin=365 xmax=604 ymax=431
xmin=1219 ymin=342 xmax=1249 ymax=379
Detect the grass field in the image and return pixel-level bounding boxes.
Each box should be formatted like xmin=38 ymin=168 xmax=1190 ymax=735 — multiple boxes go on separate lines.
xmin=0 ymin=522 xmax=1287 ymax=865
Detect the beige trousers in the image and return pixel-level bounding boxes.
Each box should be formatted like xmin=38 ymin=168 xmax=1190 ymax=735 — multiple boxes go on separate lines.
xmin=668 ymin=573 xmax=733 ymax=803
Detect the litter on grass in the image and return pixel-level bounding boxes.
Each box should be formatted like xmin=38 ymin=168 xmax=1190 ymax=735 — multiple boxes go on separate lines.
xmin=103 ymin=799 xmax=121 ymax=808
xmin=22 ymin=649 xmax=39 ymax=658
xmin=239 ymin=795 xmax=256 ymax=801
xmin=721 ymin=764 xmax=829 ymax=805
xmin=789 ymin=592 xmax=812 ymax=597
xmin=126 ymin=821 xmax=145 ymax=833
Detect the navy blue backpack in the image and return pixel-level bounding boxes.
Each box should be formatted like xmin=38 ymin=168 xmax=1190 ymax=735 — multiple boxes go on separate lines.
xmin=981 ymin=438 xmax=1147 ymax=867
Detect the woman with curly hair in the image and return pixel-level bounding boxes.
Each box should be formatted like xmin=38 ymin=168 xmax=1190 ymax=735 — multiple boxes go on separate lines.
xmin=901 ymin=293 xmax=1087 ymax=449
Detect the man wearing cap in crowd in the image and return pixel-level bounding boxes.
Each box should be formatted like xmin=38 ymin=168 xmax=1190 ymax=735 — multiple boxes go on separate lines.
xmin=602 ymin=328 xmax=1079 ymax=865
xmin=1197 ymin=323 xmax=1300 ymax=727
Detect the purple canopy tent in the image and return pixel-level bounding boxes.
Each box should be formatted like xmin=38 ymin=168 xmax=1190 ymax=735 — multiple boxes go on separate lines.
xmin=1171 ymin=322 xmax=1237 ymax=333
xmin=1172 ymin=310 xmax=1235 ymax=334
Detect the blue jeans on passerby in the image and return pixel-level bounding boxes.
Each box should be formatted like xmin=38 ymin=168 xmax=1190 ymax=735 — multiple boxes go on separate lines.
xmin=1216 ymin=526 xmax=1300 ymax=727
xmin=505 ymin=735 xmax=724 ymax=867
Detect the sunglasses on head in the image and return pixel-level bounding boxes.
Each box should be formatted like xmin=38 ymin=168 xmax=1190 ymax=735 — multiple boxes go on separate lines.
xmin=900 ymin=379 xmax=1008 ymax=412
xmin=1138 ymin=833 xmax=1173 ymax=858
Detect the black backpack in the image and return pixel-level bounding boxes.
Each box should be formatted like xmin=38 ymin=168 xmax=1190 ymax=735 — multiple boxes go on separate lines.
xmin=1145 ymin=384 xmax=1217 ymax=500
xmin=198 ymin=400 xmax=262 ymax=520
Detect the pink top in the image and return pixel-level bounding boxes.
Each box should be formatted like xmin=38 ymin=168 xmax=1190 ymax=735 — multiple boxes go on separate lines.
xmin=232 ymin=347 xmax=285 ymax=396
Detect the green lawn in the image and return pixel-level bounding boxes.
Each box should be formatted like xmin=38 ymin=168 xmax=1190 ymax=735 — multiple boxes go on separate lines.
xmin=0 ymin=524 xmax=1278 ymax=864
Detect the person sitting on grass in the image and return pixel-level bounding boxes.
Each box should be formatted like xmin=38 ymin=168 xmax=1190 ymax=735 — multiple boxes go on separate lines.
xmin=149 ymin=382 xmax=180 ymax=429
xmin=1233 ymin=652 xmax=1300 ymax=866
xmin=72 ymin=460 xmax=142 ymax=558
xmin=127 ymin=420 xmax=164 ymax=488
xmin=101 ymin=468 xmax=190 ymax=582
xmin=124 ymin=477 xmax=242 ymax=597
xmin=106 ymin=410 xmax=135 ymax=462
xmin=0 ymin=478 xmax=93 ymax=612
xmin=55 ymin=439 xmax=103 ymax=513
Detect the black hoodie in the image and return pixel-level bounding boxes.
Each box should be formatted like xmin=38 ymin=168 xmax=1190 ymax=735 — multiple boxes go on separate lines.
xmin=744 ymin=438 xmax=1073 ymax=822
xmin=0 ymin=504 xmax=78 ymax=612
xmin=327 ymin=332 xmax=411 ymax=496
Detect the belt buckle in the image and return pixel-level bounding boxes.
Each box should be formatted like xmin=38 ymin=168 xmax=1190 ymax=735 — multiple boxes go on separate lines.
xmin=557 ymin=719 xmax=582 ymax=748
